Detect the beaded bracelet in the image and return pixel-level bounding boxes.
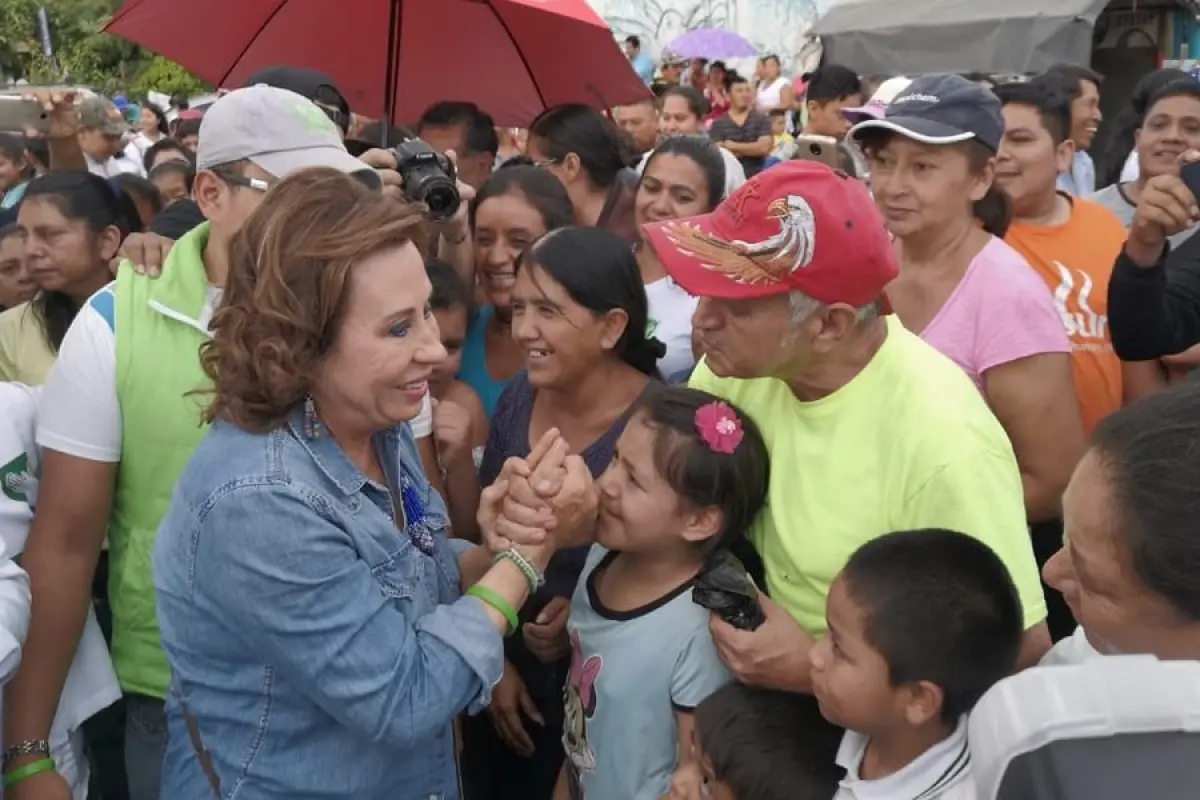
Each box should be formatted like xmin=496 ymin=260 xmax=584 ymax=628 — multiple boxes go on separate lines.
xmin=3 ymin=757 xmax=56 ymax=788
xmin=2 ymin=739 xmax=49 ymax=769
xmin=466 ymin=585 xmax=520 ymax=636
xmin=494 ymin=548 xmax=544 ymax=593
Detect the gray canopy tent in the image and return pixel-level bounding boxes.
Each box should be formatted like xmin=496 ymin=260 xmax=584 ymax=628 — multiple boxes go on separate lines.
xmin=812 ymin=0 xmax=1112 ymax=75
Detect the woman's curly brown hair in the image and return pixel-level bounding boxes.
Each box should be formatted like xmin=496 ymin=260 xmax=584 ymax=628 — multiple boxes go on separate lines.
xmin=200 ymin=167 xmax=429 ymax=432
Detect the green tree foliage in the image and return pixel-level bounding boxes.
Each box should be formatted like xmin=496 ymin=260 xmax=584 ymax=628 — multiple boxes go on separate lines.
xmin=0 ymin=0 xmax=206 ymax=96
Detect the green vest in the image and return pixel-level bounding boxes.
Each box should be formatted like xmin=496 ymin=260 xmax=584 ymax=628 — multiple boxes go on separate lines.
xmin=111 ymin=222 xmax=213 ymax=698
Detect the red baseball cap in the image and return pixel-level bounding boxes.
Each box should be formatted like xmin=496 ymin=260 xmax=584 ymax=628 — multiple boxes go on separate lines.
xmin=643 ymin=161 xmax=898 ymax=307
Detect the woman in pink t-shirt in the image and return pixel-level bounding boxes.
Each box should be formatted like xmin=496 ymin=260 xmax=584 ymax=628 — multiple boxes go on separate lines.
xmin=850 ymin=74 xmax=1085 ymax=527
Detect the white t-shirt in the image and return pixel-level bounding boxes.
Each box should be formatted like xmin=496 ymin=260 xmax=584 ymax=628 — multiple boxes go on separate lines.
xmin=645 ymin=277 xmax=697 ymax=378
xmin=0 ymin=382 xmax=121 ymax=750
xmin=38 ymin=282 xmax=432 ymax=469
xmin=635 ymin=147 xmax=747 ymax=200
xmin=756 ymin=77 xmax=790 ymax=111
xmin=85 ymin=143 xmax=146 ymax=180
xmin=1119 ymin=150 xmax=1139 ymax=184
xmin=834 ymin=717 xmax=975 ymax=799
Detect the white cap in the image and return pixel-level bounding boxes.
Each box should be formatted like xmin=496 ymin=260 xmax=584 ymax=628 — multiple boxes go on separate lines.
xmin=195 ymin=85 xmax=377 ymax=187
xmin=841 ymin=77 xmax=914 ymax=124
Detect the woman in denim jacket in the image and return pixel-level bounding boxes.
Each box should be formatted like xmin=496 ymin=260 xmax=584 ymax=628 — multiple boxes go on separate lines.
xmin=153 ymin=170 xmax=560 ymax=799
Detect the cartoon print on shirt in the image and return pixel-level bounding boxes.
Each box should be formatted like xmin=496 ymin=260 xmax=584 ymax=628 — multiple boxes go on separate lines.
xmin=564 ymin=628 xmax=603 ymax=781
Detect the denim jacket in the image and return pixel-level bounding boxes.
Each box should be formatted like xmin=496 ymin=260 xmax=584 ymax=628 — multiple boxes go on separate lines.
xmin=153 ymin=408 xmax=504 ymax=799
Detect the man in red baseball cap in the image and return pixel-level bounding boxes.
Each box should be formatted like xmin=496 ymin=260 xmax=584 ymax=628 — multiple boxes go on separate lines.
xmin=642 ymin=160 xmax=1051 ymax=694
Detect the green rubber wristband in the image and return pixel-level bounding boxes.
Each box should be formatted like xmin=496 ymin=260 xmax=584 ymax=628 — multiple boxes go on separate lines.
xmin=3 ymin=757 xmax=56 ymax=788
xmin=466 ymin=585 xmax=520 ymax=636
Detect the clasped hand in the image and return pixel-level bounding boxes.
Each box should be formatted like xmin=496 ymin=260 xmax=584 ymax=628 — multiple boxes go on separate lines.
xmin=477 ymin=428 xmax=598 ymax=555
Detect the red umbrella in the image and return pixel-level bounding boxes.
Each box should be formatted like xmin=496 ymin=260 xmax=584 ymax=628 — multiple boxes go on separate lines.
xmin=105 ymin=0 xmax=650 ymax=127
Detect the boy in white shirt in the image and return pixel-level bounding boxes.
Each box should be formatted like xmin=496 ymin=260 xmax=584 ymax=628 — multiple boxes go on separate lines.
xmin=810 ymin=529 xmax=1025 ymax=800
xmin=0 ymin=383 xmax=121 ymax=798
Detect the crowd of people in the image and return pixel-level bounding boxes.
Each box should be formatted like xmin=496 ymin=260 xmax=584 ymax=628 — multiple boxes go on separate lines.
xmin=0 ymin=46 xmax=1197 ymax=800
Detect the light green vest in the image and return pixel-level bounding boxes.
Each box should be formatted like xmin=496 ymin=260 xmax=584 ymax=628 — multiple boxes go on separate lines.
xmin=111 ymin=222 xmax=213 ymax=698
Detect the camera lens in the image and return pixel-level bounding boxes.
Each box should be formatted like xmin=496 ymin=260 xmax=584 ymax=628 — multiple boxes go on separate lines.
xmin=421 ymin=179 xmax=461 ymax=220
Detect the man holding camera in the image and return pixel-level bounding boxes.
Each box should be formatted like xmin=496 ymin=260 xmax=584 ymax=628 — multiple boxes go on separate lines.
xmin=0 ymin=83 xmax=446 ymax=800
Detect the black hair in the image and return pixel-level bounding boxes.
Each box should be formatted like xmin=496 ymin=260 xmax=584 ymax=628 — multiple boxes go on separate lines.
xmin=960 ymin=71 xmax=994 ymax=85
xmin=802 ymin=64 xmax=862 ymax=104
xmin=841 ymin=529 xmax=1024 ymax=725
xmin=635 ymin=387 xmax=769 ymax=553
xmin=709 ymin=60 xmax=727 ymax=74
xmin=1100 ymin=69 xmax=1191 ymax=187
xmin=993 ymin=81 xmax=1072 ymax=146
xmin=727 ymin=72 xmax=751 ymax=88
xmin=1040 ymin=63 xmax=1104 ymax=100
xmin=426 ymin=257 xmax=473 ymax=316
xmin=0 ymin=133 xmax=34 ymax=185
xmin=418 ymin=101 xmax=500 ymax=158
xmin=357 ymin=121 xmax=415 ymax=148
xmin=661 ymin=86 xmax=710 ymax=120
xmin=112 ymin=173 xmax=163 ymax=221
xmin=695 ymin=685 xmax=844 ymax=800
xmin=139 ymin=101 xmax=170 ymax=136
xmin=518 ymin=226 xmax=664 ymax=376
xmin=625 ymin=35 xmax=641 ymax=49
xmin=149 ymin=197 xmax=205 ymax=239
xmin=498 ymin=154 xmax=534 ymax=169
xmin=148 ymin=160 xmax=196 ymax=196
xmin=143 ymin=137 xmax=193 ymax=172
xmin=22 ymin=172 xmax=136 ymax=352
xmin=174 ymin=117 xmax=202 ymax=141
xmin=642 ymin=136 xmax=726 ymax=211
xmin=856 ymin=130 xmax=1011 ymax=237
xmin=469 ymin=164 xmax=574 ymax=233
xmin=1144 ymin=80 xmax=1200 ymax=119
xmin=1090 ymin=382 xmax=1200 ymax=622
xmin=529 ymin=104 xmax=631 ymax=189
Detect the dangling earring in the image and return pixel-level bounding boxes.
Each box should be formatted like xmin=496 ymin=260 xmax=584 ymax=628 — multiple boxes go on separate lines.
xmin=303 ymin=395 xmax=322 ymax=439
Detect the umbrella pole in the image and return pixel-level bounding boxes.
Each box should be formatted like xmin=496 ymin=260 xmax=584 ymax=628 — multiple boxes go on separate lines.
xmin=382 ymin=0 xmax=402 ymax=147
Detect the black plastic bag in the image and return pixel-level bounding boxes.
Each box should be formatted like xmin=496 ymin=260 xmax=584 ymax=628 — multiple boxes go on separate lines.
xmin=692 ymin=550 xmax=766 ymax=631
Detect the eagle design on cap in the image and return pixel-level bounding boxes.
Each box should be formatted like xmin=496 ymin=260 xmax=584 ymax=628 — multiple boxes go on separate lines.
xmin=664 ymin=195 xmax=817 ymax=285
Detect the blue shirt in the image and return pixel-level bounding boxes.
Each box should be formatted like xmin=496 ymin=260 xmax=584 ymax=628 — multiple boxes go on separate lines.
xmin=1057 ymin=150 xmax=1095 ymax=196
xmin=564 ymin=547 xmax=731 ymax=799
xmin=631 ymin=52 xmax=656 ymax=84
xmin=154 ymin=407 xmax=503 ymax=799
xmin=457 ymin=305 xmax=513 ymax=419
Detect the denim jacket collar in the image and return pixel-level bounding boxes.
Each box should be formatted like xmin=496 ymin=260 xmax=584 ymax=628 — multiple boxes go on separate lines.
xmin=285 ymin=405 xmax=368 ymax=497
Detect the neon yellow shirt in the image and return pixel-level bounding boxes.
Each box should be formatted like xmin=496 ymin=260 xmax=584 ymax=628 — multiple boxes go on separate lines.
xmin=690 ymin=316 xmax=1047 ymax=635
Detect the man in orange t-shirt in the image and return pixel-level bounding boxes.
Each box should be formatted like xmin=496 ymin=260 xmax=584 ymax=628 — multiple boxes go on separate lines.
xmin=995 ymin=81 xmax=1127 ymax=434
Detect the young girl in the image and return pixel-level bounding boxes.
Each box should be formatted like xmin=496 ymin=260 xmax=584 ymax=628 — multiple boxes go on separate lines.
xmin=0 ymin=382 xmax=121 ymax=799
xmin=426 ymin=258 xmax=489 ymax=540
xmin=555 ymin=386 xmax=770 ymax=800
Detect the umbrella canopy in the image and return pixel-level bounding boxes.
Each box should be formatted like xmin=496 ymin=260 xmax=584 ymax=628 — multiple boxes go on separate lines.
xmin=813 ymin=0 xmax=1111 ymax=75
xmin=667 ymin=28 xmax=758 ymax=60
xmin=105 ymin=0 xmax=650 ymax=127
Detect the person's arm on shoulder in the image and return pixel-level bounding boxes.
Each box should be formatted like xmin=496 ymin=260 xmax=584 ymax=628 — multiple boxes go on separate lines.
xmin=197 ymin=481 xmax=547 ymax=749
xmin=904 ymin=453 xmax=1051 ymax=668
xmin=2 ymin=304 xmax=121 ymax=763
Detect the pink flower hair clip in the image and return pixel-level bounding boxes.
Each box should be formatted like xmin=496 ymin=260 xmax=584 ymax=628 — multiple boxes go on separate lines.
xmin=695 ymin=401 xmax=744 ymax=455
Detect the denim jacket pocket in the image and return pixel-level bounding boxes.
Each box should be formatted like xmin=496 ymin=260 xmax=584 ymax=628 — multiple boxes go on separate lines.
xmin=369 ymin=546 xmax=420 ymax=601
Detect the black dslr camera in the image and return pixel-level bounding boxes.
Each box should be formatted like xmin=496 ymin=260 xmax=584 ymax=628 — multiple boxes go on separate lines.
xmin=391 ymin=139 xmax=461 ymax=221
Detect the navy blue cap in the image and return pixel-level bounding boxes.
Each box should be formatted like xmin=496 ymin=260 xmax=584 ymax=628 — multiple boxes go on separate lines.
xmin=848 ymin=73 xmax=1004 ymax=152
